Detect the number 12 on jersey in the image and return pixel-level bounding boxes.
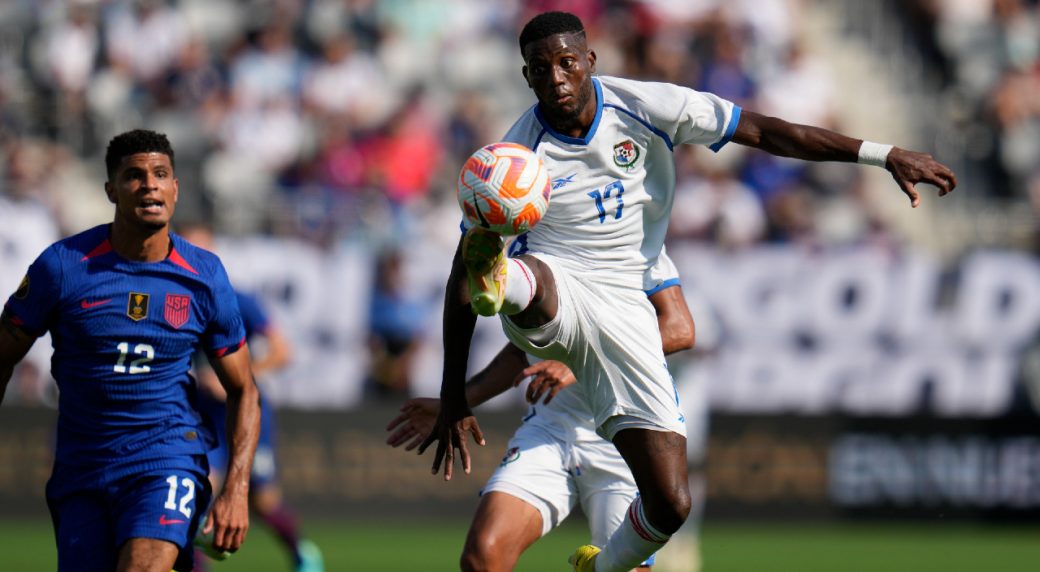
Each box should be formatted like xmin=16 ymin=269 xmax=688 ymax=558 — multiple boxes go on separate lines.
xmin=588 ymin=181 xmax=625 ymax=223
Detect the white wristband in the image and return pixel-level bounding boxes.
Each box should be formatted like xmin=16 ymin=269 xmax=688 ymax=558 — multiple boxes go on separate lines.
xmin=858 ymin=141 xmax=893 ymax=168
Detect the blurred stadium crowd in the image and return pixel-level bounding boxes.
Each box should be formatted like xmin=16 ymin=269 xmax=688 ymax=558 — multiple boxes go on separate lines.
xmin=1 ymin=0 xmax=1038 ymax=406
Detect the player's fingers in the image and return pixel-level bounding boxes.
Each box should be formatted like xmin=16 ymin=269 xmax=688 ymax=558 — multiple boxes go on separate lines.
xmin=428 ymin=439 xmax=446 ymax=473
xmin=417 ymin=430 xmax=438 ymax=455
xmin=213 ymin=521 xmax=228 ymax=551
xmin=444 ymin=441 xmax=455 ymax=481
xmin=235 ymin=524 xmax=248 ymax=551
xmin=932 ymin=172 xmax=955 ymax=195
xmin=521 ymin=361 xmax=547 ymax=379
xmin=529 ymin=379 xmax=548 ymax=404
xmin=386 ymin=413 xmax=408 ymax=431
xmin=202 ymin=513 xmax=214 ymax=535
xmin=513 ymin=371 xmax=527 ymax=387
xmin=526 ymin=377 xmax=543 ymax=403
xmin=386 ymin=426 xmax=414 ymax=447
xmin=900 ymin=180 xmax=920 ymax=208
xmin=459 ymin=436 xmax=471 ymax=475
xmin=920 ymin=171 xmax=949 ymax=195
xmin=470 ymin=422 xmax=486 ymax=447
xmin=405 ymin=433 xmax=425 ymax=451
xmin=543 ymin=383 xmax=563 ymax=405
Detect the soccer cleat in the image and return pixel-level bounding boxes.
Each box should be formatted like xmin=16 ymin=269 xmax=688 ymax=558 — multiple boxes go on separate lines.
xmin=296 ymin=539 xmax=325 ymax=572
xmin=568 ymin=544 xmax=601 ymax=572
xmin=462 ymin=227 xmax=507 ymax=316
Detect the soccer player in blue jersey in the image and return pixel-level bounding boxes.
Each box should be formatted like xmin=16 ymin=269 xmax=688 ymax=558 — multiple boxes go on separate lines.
xmin=180 ymin=223 xmax=324 ymax=572
xmin=0 ymin=129 xmax=261 ymax=572
xmin=425 ymin=11 xmax=958 ymax=572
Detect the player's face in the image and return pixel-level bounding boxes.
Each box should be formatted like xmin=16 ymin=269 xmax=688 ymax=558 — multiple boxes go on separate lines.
xmin=105 ymin=152 xmax=178 ymax=231
xmin=523 ymin=32 xmax=597 ymax=133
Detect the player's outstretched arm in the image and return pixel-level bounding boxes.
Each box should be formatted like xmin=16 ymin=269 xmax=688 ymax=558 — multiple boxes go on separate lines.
xmin=204 ymin=345 xmax=261 ymax=553
xmin=0 ymin=309 xmax=37 ymax=406
xmin=419 ymin=238 xmax=486 ymax=481
xmin=387 ymin=344 xmax=533 ymax=450
xmin=731 ymin=110 xmax=957 ymax=208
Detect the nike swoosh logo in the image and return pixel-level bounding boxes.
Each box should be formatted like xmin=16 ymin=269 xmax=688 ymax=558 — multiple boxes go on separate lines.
xmin=159 ymin=515 xmax=186 ymax=525
xmin=80 ymin=299 xmax=112 ymax=309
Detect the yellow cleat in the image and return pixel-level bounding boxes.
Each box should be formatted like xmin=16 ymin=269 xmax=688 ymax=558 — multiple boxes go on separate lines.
xmin=568 ymin=544 xmax=600 ymax=572
xmin=462 ymin=227 xmax=507 ymax=316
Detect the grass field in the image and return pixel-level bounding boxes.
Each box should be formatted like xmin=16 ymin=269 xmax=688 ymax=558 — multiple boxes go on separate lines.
xmin=2 ymin=518 xmax=1038 ymax=571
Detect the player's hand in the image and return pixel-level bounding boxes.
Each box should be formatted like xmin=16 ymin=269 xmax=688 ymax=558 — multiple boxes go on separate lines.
xmin=517 ymin=360 xmax=576 ymax=405
xmin=417 ymin=399 xmax=485 ymax=481
xmin=386 ymin=398 xmax=441 ymax=451
xmin=885 ymin=148 xmax=957 ymax=208
xmin=204 ymin=489 xmax=249 ymax=553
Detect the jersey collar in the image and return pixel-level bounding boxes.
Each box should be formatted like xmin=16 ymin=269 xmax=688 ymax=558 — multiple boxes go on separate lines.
xmin=534 ymin=77 xmax=603 ymax=146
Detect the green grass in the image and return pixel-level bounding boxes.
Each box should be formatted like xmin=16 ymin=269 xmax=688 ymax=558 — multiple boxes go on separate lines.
xmin=1 ymin=519 xmax=1038 ymax=571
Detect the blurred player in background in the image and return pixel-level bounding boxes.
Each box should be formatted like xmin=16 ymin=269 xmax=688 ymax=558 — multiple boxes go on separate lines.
xmin=0 ymin=129 xmax=259 ymax=571
xmin=425 ymin=11 xmax=957 ymax=572
xmin=391 ymin=253 xmax=695 ymax=572
xmin=180 ymin=223 xmax=325 ymax=572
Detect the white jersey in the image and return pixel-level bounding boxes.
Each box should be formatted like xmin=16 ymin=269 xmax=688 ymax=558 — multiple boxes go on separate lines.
xmin=519 ymin=248 xmax=682 ymax=443
xmin=503 ymin=75 xmax=740 ymax=290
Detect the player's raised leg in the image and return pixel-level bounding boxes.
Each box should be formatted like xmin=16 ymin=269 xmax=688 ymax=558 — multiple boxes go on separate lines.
xmin=460 ymin=227 xmax=558 ymax=326
xmin=461 ymin=492 xmax=544 ymax=572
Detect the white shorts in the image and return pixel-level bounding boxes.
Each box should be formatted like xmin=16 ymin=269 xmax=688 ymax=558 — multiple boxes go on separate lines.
xmin=501 ymin=254 xmax=687 ymax=441
xmin=482 ymin=422 xmax=637 ymax=546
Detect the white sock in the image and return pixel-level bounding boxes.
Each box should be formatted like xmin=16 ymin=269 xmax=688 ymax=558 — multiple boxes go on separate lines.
xmin=595 ymin=497 xmax=671 ymax=572
xmin=500 ymin=258 xmax=536 ymax=315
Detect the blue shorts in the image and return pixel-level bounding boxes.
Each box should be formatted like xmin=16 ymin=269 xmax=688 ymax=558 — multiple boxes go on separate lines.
xmin=207 ymin=398 xmax=278 ymax=488
xmin=48 ymin=466 xmax=212 ymax=572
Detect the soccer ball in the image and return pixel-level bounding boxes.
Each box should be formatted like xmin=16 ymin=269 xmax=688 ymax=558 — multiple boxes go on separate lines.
xmin=457 ymin=142 xmax=551 ymax=236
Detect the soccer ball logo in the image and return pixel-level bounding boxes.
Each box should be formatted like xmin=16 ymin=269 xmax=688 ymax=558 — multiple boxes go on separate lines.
xmin=457 ymin=142 xmax=551 ymax=236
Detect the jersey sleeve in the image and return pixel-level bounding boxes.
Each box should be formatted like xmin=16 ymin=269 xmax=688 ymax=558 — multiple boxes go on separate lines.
xmin=3 ymin=247 xmax=63 ymax=337
xmin=644 ymin=246 xmax=681 ymax=296
xmin=235 ymin=291 xmax=271 ymax=337
xmin=623 ymin=79 xmax=741 ymax=152
xmin=203 ymin=261 xmax=246 ymax=358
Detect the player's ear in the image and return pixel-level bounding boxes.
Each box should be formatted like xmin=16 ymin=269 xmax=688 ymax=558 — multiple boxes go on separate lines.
xmin=587 ymin=50 xmax=597 ymax=73
xmin=522 ymin=64 xmax=531 ymax=88
xmin=103 ymin=181 xmax=117 ymax=204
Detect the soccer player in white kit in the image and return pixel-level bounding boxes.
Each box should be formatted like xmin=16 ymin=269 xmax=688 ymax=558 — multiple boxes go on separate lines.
xmin=391 ymin=254 xmax=693 ymax=572
xmin=421 ymin=12 xmax=957 ymax=572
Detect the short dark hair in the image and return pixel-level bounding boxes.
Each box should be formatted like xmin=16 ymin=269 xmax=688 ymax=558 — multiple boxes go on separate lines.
xmin=519 ymin=11 xmax=585 ymax=53
xmin=104 ymin=129 xmax=175 ymax=180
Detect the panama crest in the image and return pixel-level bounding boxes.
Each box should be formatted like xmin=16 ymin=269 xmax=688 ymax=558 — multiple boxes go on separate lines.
xmin=613 ymin=139 xmax=640 ymax=170
xmin=499 ymin=446 xmax=521 ymax=466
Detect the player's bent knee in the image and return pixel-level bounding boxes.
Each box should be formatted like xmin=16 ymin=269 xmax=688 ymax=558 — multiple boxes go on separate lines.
xmin=460 ymin=531 xmax=517 ymax=572
xmin=643 ymin=484 xmax=692 ymax=534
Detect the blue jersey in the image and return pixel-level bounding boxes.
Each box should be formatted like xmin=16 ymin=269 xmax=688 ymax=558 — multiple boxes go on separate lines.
xmin=4 ymin=224 xmax=246 ymax=491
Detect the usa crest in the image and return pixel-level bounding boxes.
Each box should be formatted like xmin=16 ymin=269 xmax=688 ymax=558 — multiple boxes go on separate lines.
xmin=127 ymin=292 xmax=149 ymax=321
xmin=164 ymin=294 xmax=191 ymax=329
xmin=613 ymin=140 xmax=640 ymax=170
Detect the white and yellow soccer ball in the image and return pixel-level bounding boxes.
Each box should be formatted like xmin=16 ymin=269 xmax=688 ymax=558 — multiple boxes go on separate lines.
xmin=457 ymin=142 xmax=551 ymax=236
